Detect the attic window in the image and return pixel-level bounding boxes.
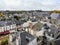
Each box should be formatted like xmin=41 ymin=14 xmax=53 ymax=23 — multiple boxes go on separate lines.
xmin=26 ymin=38 xmax=29 ymax=43
xmin=26 ymin=36 xmax=31 ymax=43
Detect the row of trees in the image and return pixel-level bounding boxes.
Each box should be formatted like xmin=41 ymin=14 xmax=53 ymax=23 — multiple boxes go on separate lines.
xmin=50 ymin=10 xmax=60 ymax=13
xmin=0 ymin=13 xmax=4 ymax=17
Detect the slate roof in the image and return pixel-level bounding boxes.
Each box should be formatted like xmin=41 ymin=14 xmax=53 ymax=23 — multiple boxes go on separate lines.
xmin=11 ymin=31 xmax=35 ymax=45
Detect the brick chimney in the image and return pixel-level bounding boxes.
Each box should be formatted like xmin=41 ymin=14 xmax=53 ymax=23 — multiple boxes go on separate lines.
xmin=29 ymin=22 xmax=33 ymax=29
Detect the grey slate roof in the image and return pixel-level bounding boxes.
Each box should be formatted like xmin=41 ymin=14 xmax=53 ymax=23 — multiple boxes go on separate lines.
xmin=50 ymin=13 xmax=60 ymax=19
xmin=12 ymin=31 xmax=35 ymax=45
xmin=0 ymin=21 xmax=11 ymax=26
xmin=20 ymin=31 xmax=35 ymax=45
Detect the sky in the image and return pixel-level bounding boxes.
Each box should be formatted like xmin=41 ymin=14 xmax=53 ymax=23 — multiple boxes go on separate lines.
xmin=0 ymin=0 xmax=60 ymax=11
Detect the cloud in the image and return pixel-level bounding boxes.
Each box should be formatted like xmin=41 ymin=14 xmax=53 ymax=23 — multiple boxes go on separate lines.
xmin=0 ymin=0 xmax=60 ymax=11
xmin=4 ymin=0 xmax=20 ymax=6
xmin=41 ymin=0 xmax=54 ymax=5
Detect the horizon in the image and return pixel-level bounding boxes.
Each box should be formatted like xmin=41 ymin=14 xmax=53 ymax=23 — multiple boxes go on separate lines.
xmin=0 ymin=0 xmax=60 ymax=11
xmin=0 ymin=9 xmax=60 ymax=11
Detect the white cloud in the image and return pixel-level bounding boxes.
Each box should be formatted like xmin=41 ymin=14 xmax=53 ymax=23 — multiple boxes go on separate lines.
xmin=3 ymin=0 xmax=23 ymax=8
xmin=41 ymin=0 xmax=54 ymax=5
xmin=0 ymin=0 xmax=60 ymax=11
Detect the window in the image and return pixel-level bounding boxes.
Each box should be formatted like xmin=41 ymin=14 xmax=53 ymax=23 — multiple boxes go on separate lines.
xmin=6 ymin=26 xmax=10 ymax=30
xmin=0 ymin=27 xmax=2 ymax=32
xmin=1 ymin=27 xmax=4 ymax=32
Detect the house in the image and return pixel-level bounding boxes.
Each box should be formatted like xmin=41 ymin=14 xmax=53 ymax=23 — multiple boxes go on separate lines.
xmin=50 ymin=13 xmax=60 ymax=19
xmin=21 ymin=20 xmax=37 ymax=29
xmin=8 ymin=30 xmax=37 ymax=45
xmin=45 ymin=26 xmax=60 ymax=45
xmin=22 ymin=21 xmax=44 ymax=37
xmin=0 ymin=21 xmax=16 ymax=35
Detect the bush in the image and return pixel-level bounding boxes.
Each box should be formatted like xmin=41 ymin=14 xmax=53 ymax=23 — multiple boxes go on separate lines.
xmin=1 ymin=38 xmax=8 ymax=45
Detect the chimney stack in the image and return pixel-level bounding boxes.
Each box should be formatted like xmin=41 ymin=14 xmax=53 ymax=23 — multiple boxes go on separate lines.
xmin=8 ymin=34 xmax=13 ymax=45
xmin=16 ymin=38 xmax=19 ymax=45
xmin=29 ymin=22 xmax=33 ymax=29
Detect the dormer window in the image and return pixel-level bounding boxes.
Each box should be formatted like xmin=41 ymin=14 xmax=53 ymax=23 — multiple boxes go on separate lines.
xmin=26 ymin=36 xmax=31 ymax=43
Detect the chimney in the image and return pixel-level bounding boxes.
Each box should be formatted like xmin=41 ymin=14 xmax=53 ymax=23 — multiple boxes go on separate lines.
xmin=8 ymin=34 xmax=13 ymax=45
xmin=9 ymin=34 xmax=12 ymax=42
xmin=16 ymin=38 xmax=19 ymax=45
xmin=29 ymin=22 xmax=33 ymax=29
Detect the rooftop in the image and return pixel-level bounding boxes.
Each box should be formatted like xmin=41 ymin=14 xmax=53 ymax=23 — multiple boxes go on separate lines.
xmin=32 ymin=22 xmax=44 ymax=31
xmin=0 ymin=21 xmax=15 ymax=27
xmin=11 ymin=31 xmax=35 ymax=45
xmin=20 ymin=31 xmax=35 ymax=45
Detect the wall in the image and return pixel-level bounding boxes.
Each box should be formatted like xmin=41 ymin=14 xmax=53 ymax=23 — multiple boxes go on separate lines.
xmin=0 ymin=24 xmax=16 ymax=32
